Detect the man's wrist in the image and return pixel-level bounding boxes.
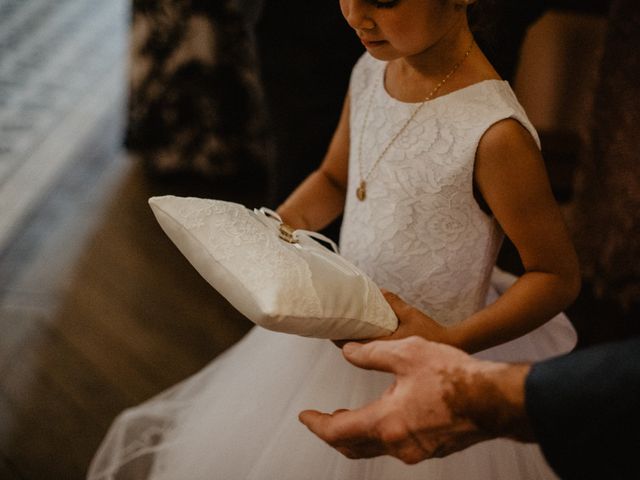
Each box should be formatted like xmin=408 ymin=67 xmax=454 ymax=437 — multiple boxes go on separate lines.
xmin=474 ymin=363 xmax=534 ymax=442
xmin=446 ymin=362 xmax=534 ymax=442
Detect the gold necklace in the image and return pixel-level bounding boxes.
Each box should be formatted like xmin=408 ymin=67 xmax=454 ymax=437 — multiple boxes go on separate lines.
xmin=356 ymin=40 xmax=474 ymax=201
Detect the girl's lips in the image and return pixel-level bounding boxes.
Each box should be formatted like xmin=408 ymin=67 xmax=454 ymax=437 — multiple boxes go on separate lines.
xmin=361 ymin=38 xmax=387 ymax=48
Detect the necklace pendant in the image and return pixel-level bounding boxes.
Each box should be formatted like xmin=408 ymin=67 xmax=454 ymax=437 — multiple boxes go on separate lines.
xmin=356 ymin=180 xmax=367 ymax=201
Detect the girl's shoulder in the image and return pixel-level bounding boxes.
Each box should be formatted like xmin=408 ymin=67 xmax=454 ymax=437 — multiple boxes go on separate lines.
xmin=451 ymin=80 xmax=541 ymax=150
xmin=478 ymin=81 xmax=541 ymax=149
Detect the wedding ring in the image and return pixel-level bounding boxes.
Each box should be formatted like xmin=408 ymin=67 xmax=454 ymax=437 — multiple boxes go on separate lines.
xmin=278 ymin=223 xmax=298 ymax=244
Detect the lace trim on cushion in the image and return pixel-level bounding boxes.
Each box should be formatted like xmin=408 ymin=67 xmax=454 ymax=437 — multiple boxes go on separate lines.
xmin=175 ymin=198 xmax=323 ymax=317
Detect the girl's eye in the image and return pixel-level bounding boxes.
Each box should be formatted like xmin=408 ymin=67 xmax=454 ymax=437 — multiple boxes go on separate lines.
xmin=364 ymin=0 xmax=400 ymax=8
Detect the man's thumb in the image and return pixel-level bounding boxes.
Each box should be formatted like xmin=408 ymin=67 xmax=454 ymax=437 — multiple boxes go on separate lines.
xmin=342 ymin=341 xmax=398 ymax=374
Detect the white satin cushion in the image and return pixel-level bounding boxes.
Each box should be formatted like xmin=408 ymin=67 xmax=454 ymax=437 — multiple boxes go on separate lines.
xmin=148 ymin=196 xmax=397 ymax=339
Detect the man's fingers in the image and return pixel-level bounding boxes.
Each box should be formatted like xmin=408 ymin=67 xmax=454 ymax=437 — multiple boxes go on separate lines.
xmin=389 ymin=439 xmax=429 ymax=465
xmin=299 ymin=408 xmax=363 ymax=444
xmin=298 ymin=410 xmax=327 ymax=431
xmin=342 ymin=341 xmax=403 ymax=374
xmin=299 ymin=405 xmax=380 ymax=443
xmin=337 ymin=442 xmax=387 ymax=459
xmin=299 ymin=408 xmax=388 ymax=459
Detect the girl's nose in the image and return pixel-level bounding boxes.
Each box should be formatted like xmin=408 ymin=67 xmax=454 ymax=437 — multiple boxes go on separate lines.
xmin=340 ymin=0 xmax=376 ymax=31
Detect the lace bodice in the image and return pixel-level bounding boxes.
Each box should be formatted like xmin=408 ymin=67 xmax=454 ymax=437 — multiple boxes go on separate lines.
xmin=339 ymin=53 xmax=540 ymax=326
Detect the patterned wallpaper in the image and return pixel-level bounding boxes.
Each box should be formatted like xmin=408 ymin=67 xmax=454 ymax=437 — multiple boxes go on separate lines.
xmin=127 ymin=0 xmax=266 ymax=178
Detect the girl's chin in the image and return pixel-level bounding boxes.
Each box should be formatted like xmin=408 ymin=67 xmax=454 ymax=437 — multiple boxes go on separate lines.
xmin=366 ymin=49 xmax=399 ymax=62
xmin=362 ymin=42 xmax=398 ymax=60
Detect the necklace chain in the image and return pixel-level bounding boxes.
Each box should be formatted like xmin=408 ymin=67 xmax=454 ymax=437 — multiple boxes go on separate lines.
xmin=356 ymin=40 xmax=475 ymax=201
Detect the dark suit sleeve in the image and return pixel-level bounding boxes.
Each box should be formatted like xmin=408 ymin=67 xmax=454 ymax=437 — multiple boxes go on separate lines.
xmin=525 ymin=336 xmax=640 ymax=479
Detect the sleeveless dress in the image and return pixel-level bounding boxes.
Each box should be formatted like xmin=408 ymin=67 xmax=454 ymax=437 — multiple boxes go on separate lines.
xmin=87 ymin=53 xmax=577 ymax=479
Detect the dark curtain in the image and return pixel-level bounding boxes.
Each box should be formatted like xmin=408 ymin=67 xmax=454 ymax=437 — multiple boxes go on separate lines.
xmin=569 ymin=0 xmax=640 ymax=313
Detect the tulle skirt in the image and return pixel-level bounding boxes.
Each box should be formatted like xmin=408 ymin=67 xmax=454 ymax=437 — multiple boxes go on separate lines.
xmin=88 ymin=273 xmax=576 ymax=479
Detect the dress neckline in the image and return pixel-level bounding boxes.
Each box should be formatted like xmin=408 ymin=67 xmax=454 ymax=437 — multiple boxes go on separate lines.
xmin=379 ymin=58 xmax=508 ymax=106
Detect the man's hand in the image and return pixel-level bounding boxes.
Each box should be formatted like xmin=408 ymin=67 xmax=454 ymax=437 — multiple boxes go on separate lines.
xmin=300 ymin=337 xmax=532 ymax=463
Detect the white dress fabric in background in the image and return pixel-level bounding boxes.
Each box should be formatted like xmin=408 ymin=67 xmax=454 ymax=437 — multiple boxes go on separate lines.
xmin=87 ymin=53 xmax=576 ymax=479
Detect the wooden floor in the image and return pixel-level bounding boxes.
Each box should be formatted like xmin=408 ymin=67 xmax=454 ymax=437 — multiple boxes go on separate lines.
xmin=0 ymin=127 xmax=267 ymax=478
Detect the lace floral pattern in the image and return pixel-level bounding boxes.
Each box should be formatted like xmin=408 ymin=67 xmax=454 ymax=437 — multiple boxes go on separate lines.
xmin=173 ymin=198 xmax=324 ymax=317
xmin=340 ymin=54 xmax=540 ymax=325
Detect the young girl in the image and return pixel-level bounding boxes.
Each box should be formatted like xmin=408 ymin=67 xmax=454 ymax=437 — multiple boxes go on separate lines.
xmin=88 ymin=0 xmax=580 ymax=478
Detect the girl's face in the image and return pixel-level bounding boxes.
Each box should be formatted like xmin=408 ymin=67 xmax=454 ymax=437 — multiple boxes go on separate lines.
xmin=339 ymin=0 xmax=467 ymax=62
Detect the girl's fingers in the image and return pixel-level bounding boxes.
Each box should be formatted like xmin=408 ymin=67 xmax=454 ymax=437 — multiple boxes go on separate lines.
xmin=382 ymin=290 xmax=414 ymax=317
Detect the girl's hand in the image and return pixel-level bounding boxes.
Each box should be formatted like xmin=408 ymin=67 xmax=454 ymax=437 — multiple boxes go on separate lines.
xmin=332 ymin=290 xmax=457 ymax=349
xmin=376 ymin=290 xmax=458 ymax=347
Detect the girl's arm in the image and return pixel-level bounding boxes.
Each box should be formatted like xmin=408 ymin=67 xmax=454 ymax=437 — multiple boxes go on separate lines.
xmin=276 ymin=92 xmax=351 ymax=231
xmin=453 ymin=118 xmax=581 ymax=353
xmin=381 ymin=119 xmax=581 ymax=353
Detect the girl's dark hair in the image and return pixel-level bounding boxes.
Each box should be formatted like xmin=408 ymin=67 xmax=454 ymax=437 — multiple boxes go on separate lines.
xmin=467 ymin=0 xmax=498 ymax=40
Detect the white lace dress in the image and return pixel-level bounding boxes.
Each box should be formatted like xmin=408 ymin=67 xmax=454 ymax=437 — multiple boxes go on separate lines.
xmin=87 ymin=53 xmax=576 ymax=479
